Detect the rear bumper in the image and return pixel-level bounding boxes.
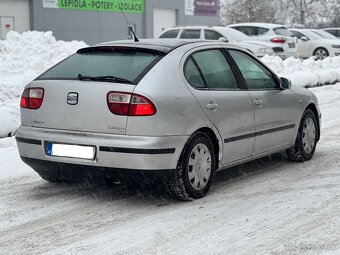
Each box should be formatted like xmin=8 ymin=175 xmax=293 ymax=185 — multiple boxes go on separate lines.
xmin=16 ymin=126 xmax=189 ymax=171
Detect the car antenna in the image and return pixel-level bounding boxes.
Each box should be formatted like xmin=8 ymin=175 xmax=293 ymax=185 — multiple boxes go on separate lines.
xmin=121 ymin=12 xmax=139 ymax=42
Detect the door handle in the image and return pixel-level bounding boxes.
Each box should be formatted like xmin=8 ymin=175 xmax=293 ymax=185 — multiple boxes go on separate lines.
xmin=207 ymin=103 xmax=218 ymax=111
xmin=253 ymin=99 xmax=263 ymax=105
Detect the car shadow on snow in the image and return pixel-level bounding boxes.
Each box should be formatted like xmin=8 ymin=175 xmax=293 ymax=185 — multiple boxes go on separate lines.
xmin=29 ymin=152 xmax=290 ymax=203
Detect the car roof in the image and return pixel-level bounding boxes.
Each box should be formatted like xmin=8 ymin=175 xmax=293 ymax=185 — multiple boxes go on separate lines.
xmin=89 ymin=39 xmax=225 ymax=53
xmin=229 ymin=23 xmax=287 ymax=29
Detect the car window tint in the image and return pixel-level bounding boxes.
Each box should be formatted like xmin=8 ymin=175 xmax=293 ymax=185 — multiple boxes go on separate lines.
xmin=291 ymin=30 xmax=305 ymax=39
xmin=229 ymin=50 xmax=277 ymax=90
xmin=235 ymin=26 xmax=257 ymax=36
xmin=159 ymin=29 xmax=180 ymax=38
xmin=184 ymin=58 xmax=205 ymax=88
xmin=192 ymin=50 xmax=238 ymax=90
xmin=273 ymin=27 xmax=293 ymax=37
xmin=180 ymin=29 xmax=201 ymax=39
xmin=258 ymin=27 xmax=269 ymax=35
xmin=38 ymin=47 xmax=163 ymax=83
xmin=205 ymin=30 xmax=224 ymax=40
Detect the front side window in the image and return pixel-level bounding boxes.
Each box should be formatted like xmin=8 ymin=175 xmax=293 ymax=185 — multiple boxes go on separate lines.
xmin=291 ymin=30 xmax=306 ymax=39
xmin=159 ymin=29 xmax=180 ymax=38
xmin=180 ymin=29 xmax=201 ymax=39
xmin=185 ymin=49 xmax=238 ymax=90
xmin=229 ymin=50 xmax=277 ymax=90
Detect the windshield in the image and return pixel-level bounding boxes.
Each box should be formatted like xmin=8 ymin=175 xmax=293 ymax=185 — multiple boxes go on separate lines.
xmin=37 ymin=47 xmax=165 ymax=84
xmin=274 ymin=27 xmax=294 ymax=37
xmin=310 ymin=30 xmax=337 ymax=39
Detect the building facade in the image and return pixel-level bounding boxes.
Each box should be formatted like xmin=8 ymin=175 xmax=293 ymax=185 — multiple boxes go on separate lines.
xmin=0 ymin=0 xmax=220 ymax=44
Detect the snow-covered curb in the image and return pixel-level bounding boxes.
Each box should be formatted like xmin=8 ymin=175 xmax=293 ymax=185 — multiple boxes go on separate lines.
xmin=1 ymin=31 xmax=340 ymax=138
xmin=262 ymin=55 xmax=340 ymax=87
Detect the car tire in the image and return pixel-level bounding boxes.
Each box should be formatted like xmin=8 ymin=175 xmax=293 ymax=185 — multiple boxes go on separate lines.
xmin=286 ymin=109 xmax=318 ymax=162
xmin=167 ymin=132 xmax=216 ymax=201
xmin=313 ymin=47 xmax=329 ymax=60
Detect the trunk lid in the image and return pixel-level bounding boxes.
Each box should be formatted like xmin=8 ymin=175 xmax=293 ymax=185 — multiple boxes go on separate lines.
xmin=28 ymin=80 xmax=134 ymax=135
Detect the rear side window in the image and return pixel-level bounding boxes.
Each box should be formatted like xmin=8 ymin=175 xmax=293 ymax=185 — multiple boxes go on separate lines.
xmin=180 ymin=29 xmax=201 ymax=39
xmin=159 ymin=29 xmax=180 ymax=38
xmin=229 ymin=50 xmax=277 ymax=90
xmin=233 ymin=26 xmax=257 ymax=36
xmin=258 ymin=27 xmax=269 ymax=35
xmin=274 ymin=27 xmax=293 ymax=37
xmin=184 ymin=58 xmax=205 ymax=88
xmin=37 ymin=47 xmax=164 ymax=84
xmin=185 ymin=49 xmax=238 ymax=90
xmin=204 ymin=30 xmax=224 ymax=40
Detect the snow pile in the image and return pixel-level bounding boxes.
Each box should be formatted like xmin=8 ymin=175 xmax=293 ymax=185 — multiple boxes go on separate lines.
xmin=0 ymin=31 xmax=88 ymax=138
xmin=262 ymin=55 xmax=340 ymax=87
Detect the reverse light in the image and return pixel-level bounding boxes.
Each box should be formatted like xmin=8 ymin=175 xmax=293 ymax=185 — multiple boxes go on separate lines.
xmin=20 ymin=88 xmax=44 ymax=109
xmin=271 ymin=37 xmax=287 ymax=44
xmin=107 ymin=92 xmax=156 ymax=116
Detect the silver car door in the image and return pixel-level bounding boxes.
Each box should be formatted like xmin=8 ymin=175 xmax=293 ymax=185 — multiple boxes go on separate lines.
xmin=183 ymin=48 xmax=255 ymax=165
xmin=228 ymin=49 xmax=298 ymax=155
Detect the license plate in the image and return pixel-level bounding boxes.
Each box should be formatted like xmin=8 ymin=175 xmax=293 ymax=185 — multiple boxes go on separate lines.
xmin=288 ymin=43 xmax=296 ymax=48
xmin=46 ymin=143 xmax=96 ymax=160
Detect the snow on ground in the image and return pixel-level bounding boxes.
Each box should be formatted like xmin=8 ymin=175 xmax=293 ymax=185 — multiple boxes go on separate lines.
xmin=0 ymin=84 xmax=339 ymax=254
xmin=0 ymin=31 xmax=87 ymax=138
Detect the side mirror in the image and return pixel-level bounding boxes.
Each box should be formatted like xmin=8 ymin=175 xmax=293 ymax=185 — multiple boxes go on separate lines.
xmin=300 ymin=36 xmax=309 ymax=41
xmin=218 ymin=37 xmax=229 ymax=43
xmin=280 ymin=77 xmax=292 ymax=90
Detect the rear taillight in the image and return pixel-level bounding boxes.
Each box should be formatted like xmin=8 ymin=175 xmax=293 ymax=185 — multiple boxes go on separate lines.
xmin=271 ymin=37 xmax=287 ymax=44
xmin=107 ymin=92 xmax=156 ymax=116
xmin=20 ymin=88 xmax=44 ymax=109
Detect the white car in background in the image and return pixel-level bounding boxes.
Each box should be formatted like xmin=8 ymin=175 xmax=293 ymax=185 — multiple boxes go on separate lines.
xmin=157 ymin=26 xmax=281 ymax=58
xmin=290 ymin=28 xmax=340 ymax=60
xmin=310 ymin=29 xmax=338 ymax=40
xmin=228 ymin=23 xmax=298 ymax=59
xmin=323 ymin=28 xmax=340 ymax=38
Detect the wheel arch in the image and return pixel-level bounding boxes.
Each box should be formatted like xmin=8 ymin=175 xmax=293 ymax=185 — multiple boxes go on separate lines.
xmin=177 ymin=127 xmax=223 ymax=171
xmin=305 ymin=103 xmax=321 ymax=142
xmin=313 ymin=47 xmax=329 ymax=56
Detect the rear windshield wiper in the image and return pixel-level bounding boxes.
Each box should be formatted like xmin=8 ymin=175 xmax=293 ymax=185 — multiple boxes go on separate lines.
xmin=77 ymin=74 xmax=133 ymax=84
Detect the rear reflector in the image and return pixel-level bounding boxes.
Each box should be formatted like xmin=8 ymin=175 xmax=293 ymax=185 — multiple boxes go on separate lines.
xmin=271 ymin=37 xmax=287 ymax=44
xmin=20 ymin=88 xmax=44 ymax=109
xmin=107 ymin=92 xmax=156 ymax=116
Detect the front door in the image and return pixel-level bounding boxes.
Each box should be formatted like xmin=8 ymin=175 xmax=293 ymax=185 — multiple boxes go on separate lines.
xmin=228 ymin=49 xmax=298 ymax=155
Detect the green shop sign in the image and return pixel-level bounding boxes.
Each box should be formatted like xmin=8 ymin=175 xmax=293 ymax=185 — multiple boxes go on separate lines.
xmin=43 ymin=0 xmax=144 ymax=14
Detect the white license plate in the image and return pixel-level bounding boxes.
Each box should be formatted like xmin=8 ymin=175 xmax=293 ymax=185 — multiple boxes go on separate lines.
xmin=288 ymin=43 xmax=296 ymax=48
xmin=46 ymin=143 xmax=96 ymax=160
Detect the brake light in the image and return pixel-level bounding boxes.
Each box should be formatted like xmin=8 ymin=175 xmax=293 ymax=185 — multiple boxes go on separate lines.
xmin=20 ymin=88 xmax=44 ymax=109
xmin=107 ymin=92 xmax=156 ymax=116
xmin=271 ymin=37 xmax=287 ymax=44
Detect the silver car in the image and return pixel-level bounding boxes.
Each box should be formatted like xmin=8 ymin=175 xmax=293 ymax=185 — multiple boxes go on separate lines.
xmin=16 ymin=40 xmax=321 ymax=200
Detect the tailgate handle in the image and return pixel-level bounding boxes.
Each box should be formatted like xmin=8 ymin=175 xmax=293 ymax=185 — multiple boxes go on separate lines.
xmin=253 ymin=99 xmax=263 ymax=105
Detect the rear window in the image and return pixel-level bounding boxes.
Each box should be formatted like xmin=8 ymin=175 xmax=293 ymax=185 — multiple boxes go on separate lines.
xmin=159 ymin=29 xmax=180 ymax=38
xmin=274 ymin=27 xmax=293 ymax=37
xmin=37 ymin=47 xmax=164 ymax=84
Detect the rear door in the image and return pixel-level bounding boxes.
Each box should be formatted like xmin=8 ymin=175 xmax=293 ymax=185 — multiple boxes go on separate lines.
xmin=228 ymin=49 xmax=298 ymax=155
xmin=28 ymin=46 xmax=164 ymax=135
xmin=183 ymin=47 xmax=255 ymax=164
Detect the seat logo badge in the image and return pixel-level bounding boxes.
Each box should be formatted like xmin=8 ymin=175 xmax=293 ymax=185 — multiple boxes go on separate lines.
xmin=67 ymin=92 xmax=79 ymax=105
